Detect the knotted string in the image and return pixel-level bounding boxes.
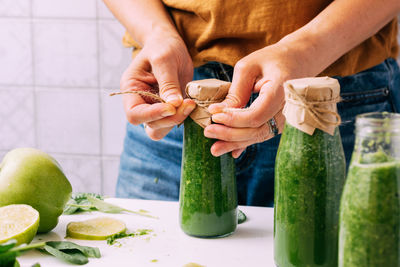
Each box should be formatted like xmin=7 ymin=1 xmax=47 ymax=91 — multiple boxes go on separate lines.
xmin=286 ymin=84 xmax=342 ymax=129
xmin=109 ymin=91 xmax=165 ymax=103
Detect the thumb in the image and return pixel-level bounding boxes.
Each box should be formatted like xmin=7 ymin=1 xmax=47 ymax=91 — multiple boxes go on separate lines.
xmin=152 ymin=62 xmax=183 ymax=108
xmin=209 ymin=63 xmax=259 ymax=114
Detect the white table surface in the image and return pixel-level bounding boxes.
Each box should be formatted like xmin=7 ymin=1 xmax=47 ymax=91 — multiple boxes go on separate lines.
xmin=18 ymin=198 xmax=274 ymax=267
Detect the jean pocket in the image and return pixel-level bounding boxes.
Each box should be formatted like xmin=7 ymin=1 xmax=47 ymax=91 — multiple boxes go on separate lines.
xmin=338 ymin=87 xmax=393 ymax=125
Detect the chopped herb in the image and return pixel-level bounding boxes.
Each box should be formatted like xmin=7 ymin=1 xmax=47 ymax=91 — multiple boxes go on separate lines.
xmin=107 ymin=229 xmax=153 ymax=245
xmin=151 ymin=259 xmax=158 ymax=263
xmin=154 ymin=177 xmax=159 ymax=184
xmin=238 ymin=209 xmax=247 ymax=224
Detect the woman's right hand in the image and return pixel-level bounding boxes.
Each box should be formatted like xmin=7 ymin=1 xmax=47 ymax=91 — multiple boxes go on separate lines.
xmin=120 ymin=31 xmax=196 ymax=140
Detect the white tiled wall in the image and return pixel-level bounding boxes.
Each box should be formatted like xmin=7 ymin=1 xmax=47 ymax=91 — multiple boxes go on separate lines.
xmin=0 ymin=2 xmax=399 ymax=198
xmin=0 ymin=0 xmax=130 ymax=196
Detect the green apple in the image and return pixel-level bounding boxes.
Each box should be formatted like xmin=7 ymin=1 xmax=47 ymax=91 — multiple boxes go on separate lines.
xmin=0 ymin=148 xmax=72 ymax=233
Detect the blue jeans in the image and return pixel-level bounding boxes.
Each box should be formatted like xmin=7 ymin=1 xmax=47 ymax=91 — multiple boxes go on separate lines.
xmin=116 ymin=58 xmax=400 ymax=207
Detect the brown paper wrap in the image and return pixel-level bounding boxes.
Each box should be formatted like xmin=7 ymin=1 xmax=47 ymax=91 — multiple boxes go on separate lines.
xmin=185 ymin=79 xmax=231 ymax=128
xmin=283 ymin=77 xmax=341 ymax=136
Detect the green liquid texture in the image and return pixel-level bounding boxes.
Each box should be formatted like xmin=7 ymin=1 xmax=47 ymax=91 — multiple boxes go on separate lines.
xmin=339 ymin=157 xmax=400 ymax=267
xmin=179 ymin=118 xmax=237 ymax=237
xmin=274 ymin=123 xmax=346 ymax=267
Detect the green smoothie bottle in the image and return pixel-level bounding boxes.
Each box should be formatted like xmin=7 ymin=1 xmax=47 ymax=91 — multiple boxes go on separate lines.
xmin=179 ymin=79 xmax=237 ymax=238
xmin=274 ymin=77 xmax=346 ymax=267
xmin=339 ymin=112 xmax=400 ymax=267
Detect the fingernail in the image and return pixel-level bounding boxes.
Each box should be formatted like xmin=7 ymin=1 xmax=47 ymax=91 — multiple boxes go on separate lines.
xmin=162 ymin=109 xmax=175 ymax=117
xmin=166 ymin=95 xmax=182 ymax=105
xmin=183 ymin=104 xmax=195 ymax=116
xmin=212 ymin=113 xmax=226 ymax=123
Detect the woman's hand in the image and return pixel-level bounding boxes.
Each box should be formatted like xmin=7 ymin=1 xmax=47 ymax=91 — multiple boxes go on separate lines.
xmin=120 ymin=32 xmax=196 ymax=140
xmin=206 ymin=43 xmax=311 ymax=158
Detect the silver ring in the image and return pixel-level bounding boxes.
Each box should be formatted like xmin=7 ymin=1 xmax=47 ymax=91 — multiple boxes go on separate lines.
xmin=143 ymin=123 xmax=148 ymax=129
xmin=268 ymin=117 xmax=279 ymax=137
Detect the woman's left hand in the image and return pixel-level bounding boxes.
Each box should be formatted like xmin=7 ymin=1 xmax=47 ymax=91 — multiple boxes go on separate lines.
xmin=205 ymin=42 xmax=310 ymax=158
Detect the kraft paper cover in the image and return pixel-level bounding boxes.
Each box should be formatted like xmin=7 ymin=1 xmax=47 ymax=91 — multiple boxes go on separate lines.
xmin=185 ymin=79 xmax=231 ymax=128
xmin=283 ymin=77 xmax=341 ymax=136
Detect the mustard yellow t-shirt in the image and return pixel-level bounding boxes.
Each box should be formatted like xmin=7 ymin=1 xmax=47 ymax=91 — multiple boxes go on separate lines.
xmin=123 ymin=0 xmax=398 ymax=77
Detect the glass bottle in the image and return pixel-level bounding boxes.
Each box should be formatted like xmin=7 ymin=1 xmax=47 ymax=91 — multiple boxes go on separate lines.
xmin=274 ymin=77 xmax=346 ymax=267
xmin=339 ymin=112 xmax=400 ymax=267
xmin=179 ymin=117 xmax=237 ymax=237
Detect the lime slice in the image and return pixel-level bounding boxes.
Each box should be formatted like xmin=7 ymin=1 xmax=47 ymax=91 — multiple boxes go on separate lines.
xmin=0 ymin=204 xmax=40 ymax=245
xmin=66 ymin=217 xmax=126 ymax=240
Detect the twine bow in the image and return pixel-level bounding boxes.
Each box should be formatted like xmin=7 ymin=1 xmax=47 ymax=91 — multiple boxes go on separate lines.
xmin=286 ymin=84 xmax=341 ymax=129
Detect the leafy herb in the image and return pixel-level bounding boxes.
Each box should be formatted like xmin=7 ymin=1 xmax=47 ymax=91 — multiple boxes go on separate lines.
xmin=0 ymin=239 xmax=100 ymax=266
xmin=41 ymin=245 xmax=89 ymax=265
xmin=63 ymin=193 xmax=103 ymax=215
xmin=63 ymin=193 xmax=158 ymax=219
xmin=45 ymin=241 xmax=100 ymax=258
xmin=0 ymin=240 xmax=45 ymax=267
xmin=238 ymin=209 xmax=247 ymax=224
xmin=107 ymin=229 xmax=153 ymax=245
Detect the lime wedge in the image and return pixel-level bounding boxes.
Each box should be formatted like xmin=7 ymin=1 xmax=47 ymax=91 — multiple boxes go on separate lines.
xmin=66 ymin=217 xmax=126 ymax=240
xmin=0 ymin=204 xmax=40 ymax=245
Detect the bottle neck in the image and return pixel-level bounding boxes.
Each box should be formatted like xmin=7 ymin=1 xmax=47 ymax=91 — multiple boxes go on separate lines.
xmin=353 ymin=112 xmax=400 ymax=164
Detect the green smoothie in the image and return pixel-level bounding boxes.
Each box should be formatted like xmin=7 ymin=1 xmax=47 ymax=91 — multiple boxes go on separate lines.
xmin=339 ymin=156 xmax=400 ymax=267
xmin=179 ymin=117 xmax=237 ymax=237
xmin=274 ymin=123 xmax=346 ymax=267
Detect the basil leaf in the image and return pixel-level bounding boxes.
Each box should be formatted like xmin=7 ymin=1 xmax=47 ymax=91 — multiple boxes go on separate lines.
xmin=86 ymin=196 xmax=124 ymax=213
xmin=87 ymin=196 xmax=157 ymax=218
xmin=64 ymin=193 xmax=103 ymax=214
xmin=63 ymin=199 xmax=79 ymax=215
xmin=0 ymin=239 xmax=17 ymax=253
xmin=238 ymin=209 xmax=247 ymax=224
xmin=46 ymin=241 xmax=100 ymax=258
xmin=41 ymin=245 xmax=88 ymax=265
xmin=0 ymin=251 xmax=19 ymax=267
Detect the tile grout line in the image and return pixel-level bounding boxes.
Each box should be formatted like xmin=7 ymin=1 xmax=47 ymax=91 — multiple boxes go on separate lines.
xmin=30 ymin=0 xmax=38 ymax=148
xmin=96 ymin=0 xmax=105 ymax=195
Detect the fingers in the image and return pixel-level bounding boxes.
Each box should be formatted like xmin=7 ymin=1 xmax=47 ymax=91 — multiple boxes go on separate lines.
xmin=146 ymin=99 xmax=196 ymax=129
xmin=210 ymin=80 xmax=285 ymax=128
xmin=124 ymin=101 xmax=176 ymax=125
xmin=144 ymin=125 xmax=175 ymax=141
xmin=206 ymin=110 xmax=285 ymax=157
xmin=152 ymin=59 xmax=183 ymax=107
xmin=208 ymin=61 xmax=260 ymax=114
xmin=232 ymin=148 xmax=245 ymax=159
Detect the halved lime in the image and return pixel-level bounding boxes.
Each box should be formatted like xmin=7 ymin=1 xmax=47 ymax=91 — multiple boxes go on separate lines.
xmin=0 ymin=204 xmax=40 ymax=245
xmin=66 ymin=217 xmax=126 ymax=240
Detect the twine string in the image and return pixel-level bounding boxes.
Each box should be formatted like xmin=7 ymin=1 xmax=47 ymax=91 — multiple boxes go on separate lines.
xmin=286 ymin=85 xmax=341 ymax=128
xmin=109 ymin=91 xmax=165 ymax=103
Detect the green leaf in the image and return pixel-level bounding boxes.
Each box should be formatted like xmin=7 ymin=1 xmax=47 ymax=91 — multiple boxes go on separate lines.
xmin=238 ymin=209 xmax=247 ymax=224
xmin=41 ymin=245 xmax=88 ymax=265
xmin=0 ymin=239 xmax=17 ymax=253
xmin=63 ymin=199 xmax=79 ymax=214
xmin=0 ymin=251 xmax=19 ymax=267
xmin=46 ymin=241 xmax=100 ymax=258
xmin=63 ymin=193 xmax=103 ymax=215
xmin=86 ymin=195 xmax=124 ymax=213
xmin=31 ymin=263 xmax=40 ymax=267
xmin=87 ymin=196 xmax=158 ymax=219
